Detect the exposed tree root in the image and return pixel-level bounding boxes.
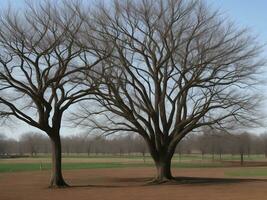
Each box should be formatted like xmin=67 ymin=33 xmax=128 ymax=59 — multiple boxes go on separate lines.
xmin=49 ymin=179 xmax=69 ymax=189
xmin=146 ymin=176 xmax=176 ymax=185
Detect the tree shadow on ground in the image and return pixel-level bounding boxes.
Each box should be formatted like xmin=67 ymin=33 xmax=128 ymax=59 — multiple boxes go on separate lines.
xmin=69 ymin=177 xmax=267 ymax=188
xmin=157 ymin=177 xmax=267 ymax=186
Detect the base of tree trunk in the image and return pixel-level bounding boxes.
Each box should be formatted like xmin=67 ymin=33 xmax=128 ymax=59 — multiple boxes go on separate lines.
xmin=148 ymin=176 xmax=175 ymax=184
xmin=49 ymin=182 xmax=69 ymax=188
xmin=154 ymin=159 xmax=173 ymax=184
xmin=49 ymin=177 xmax=69 ymax=188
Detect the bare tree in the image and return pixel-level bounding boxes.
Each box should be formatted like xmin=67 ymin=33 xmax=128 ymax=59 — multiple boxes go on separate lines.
xmin=261 ymin=133 xmax=267 ymax=158
xmin=134 ymin=136 xmax=148 ymax=162
xmin=20 ymin=132 xmax=39 ymax=156
xmin=62 ymin=136 xmax=72 ymax=156
xmin=237 ymin=132 xmax=251 ymax=165
xmin=0 ymin=133 xmax=7 ymax=155
xmin=195 ymin=134 xmax=209 ymax=160
xmin=20 ymin=132 xmax=49 ymax=156
xmin=76 ymin=0 xmax=265 ymax=182
xmin=0 ymin=1 xmax=106 ymax=187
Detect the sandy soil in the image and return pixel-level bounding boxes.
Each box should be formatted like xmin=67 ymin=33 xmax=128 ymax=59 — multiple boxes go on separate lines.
xmin=1 ymin=167 xmax=267 ymax=200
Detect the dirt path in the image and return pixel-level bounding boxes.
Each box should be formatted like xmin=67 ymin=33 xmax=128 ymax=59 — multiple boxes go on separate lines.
xmin=1 ymin=168 xmax=267 ymax=200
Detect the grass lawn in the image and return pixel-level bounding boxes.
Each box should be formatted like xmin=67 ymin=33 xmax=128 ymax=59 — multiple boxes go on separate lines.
xmin=0 ymin=162 xmax=138 ymax=173
xmin=0 ymin=161 xmax=225 ymax=173
xmin=225 ymin=167 xmax=267 ymax=177
xmin=1 ymin=154 xmax=267 ymax=173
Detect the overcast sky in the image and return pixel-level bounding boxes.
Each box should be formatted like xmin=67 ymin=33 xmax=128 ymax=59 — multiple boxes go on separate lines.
xmin=1 ymin=0 xmax=267 ymax=139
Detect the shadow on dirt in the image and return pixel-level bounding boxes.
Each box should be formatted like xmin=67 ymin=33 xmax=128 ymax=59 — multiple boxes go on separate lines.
xmin=69 ymin=176 xmax=267 ymax=188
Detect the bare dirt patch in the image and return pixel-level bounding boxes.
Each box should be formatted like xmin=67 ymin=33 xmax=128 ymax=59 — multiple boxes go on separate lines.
xmin=1 ymin=168 xmax=267 ymax=200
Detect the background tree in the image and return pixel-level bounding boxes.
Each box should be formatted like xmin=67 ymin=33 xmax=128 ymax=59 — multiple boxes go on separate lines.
xmin=76 ymin=0 xmax=265 ymax=182
xmin=2 ymin=131 xmax=267 ymax=160
xmin=175 ymin=144 xmax=182 ymax=162
xmin=134 ymin=135 xmax=148 ymax=162
xmin=198 ymin=136 xmax=209 ymax=160
xmin=20 ymin=133 xmax=39 ymax=157
xmin=259 ymin=133 xmax=267 ymax=158
xmin=20 ymin=132 xmax=49 ymax=156
xmin=236 ymin=132 xmax=251 ymax=165
xmin=0 ymin=133 xmax=7 ymax=155
xmin=0 ymin=1 xmax=106 ymax=187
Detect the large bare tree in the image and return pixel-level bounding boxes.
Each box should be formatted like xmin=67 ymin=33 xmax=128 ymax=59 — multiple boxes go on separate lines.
xmin=0 ymin=1 xmax=106 ymax=187
xmin=76 ymin=0 xmax=265 ymax=182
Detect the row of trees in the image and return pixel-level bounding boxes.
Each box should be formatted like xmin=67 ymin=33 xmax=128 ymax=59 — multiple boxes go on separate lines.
xmin=0 ymin=0 xmax=265 ymax=186
xmin=1 ymin=131 xmax=267 ymax=160
xmin=0 ymin=133 xmax=147 ymax=156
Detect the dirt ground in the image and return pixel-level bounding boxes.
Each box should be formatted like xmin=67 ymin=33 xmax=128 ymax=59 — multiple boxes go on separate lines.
xmin=1 ymin=167 xmax=267 ymax=200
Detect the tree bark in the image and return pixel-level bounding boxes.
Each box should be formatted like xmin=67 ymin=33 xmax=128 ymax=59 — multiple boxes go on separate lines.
xmin=150 ymin=147 xmax=174 ymax=182
xmin=49 ymin=134 xmax=68 ymax=187
xmin=155 ymin=157 xmax=173 ymax=181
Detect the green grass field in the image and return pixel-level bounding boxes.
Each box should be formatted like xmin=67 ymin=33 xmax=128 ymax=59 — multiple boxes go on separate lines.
xmin=1 ymin=154 xmax=267 ymax=175
xmin=225 ymin=168 xmax=267 ymax=177
xmin=0 ymin=162 xmax=226 ymax=173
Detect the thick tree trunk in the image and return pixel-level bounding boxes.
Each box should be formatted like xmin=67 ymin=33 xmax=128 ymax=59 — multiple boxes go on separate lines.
xmin=155 ymin=157 xmax=173 ymax=181
xmin=145 ymin=138 xmax=177 ymax=183
xmin=49 ymin=135 xmax=68 ymax=187
xmin=150 ymin=148 xmax=174 ymax=182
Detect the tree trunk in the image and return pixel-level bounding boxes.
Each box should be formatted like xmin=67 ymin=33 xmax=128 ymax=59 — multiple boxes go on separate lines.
xmin=240 ymin=152 xmax=244 ymax=166
xmin=142 ymin=152 xmax=145 ymax=163
xmin=155 ymin=158 xmax=172 ymax=181
xmin=49 ymin=134 xmax=68 ymax=187
xmin=146 ymin=139 xmax=176 ymax=183
xmin=152 ymin=152 xmax=174 ymax=182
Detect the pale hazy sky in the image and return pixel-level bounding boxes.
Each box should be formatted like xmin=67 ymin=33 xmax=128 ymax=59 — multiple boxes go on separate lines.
xmin=1 ymin=0 xmax=267 ymax=139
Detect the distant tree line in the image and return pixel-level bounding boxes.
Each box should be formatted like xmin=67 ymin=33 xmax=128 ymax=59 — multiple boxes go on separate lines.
xmin=1 ymin=131 xmax=267 ymax=161
xmin=0 ymin=132 xmax=147 ymax=157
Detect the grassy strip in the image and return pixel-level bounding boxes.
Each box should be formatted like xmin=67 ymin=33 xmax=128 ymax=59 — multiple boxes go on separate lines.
xmin=10 ymin=154 xmax=266 ymax=162
xmin=225 ymin=168 xmax=267 ymax=177
xmin=0 ymin=162 xmax=146 ymax=173
xmin=172 ymin=162 xmax=223 ymax=168
xmin=0 ymin=162 xmax=224 ymax=173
